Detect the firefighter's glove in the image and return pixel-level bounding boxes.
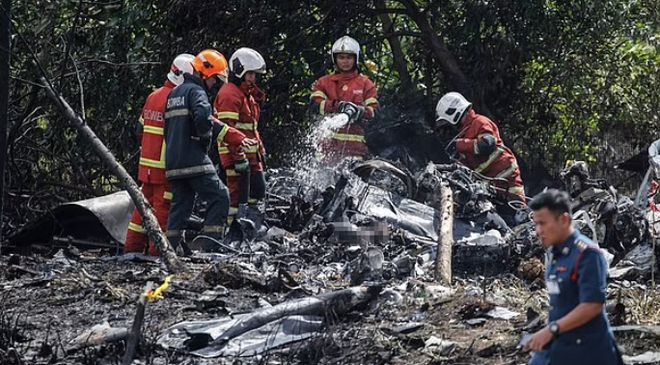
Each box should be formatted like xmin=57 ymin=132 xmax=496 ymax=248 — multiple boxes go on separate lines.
xmin=446 ymin=140 xmax=458 ymax=160
xmin=339 ymin=101 xmax=365 ymax=123
xmin=241 ymin=138 xmax=259 ymax=150
xmin=234 ymin=158 xmax=250 ymax=174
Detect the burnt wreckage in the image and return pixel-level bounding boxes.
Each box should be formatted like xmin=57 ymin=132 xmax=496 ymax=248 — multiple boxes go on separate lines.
xmin=4 ymin=140 xmax=659 ymax=359
xmin=7 ymin=156 xmax=656 ymax=279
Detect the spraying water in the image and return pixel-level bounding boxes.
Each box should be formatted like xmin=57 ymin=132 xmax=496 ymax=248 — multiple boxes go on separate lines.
xmin=289 ymin=113 xmax=351 ymax=194
xmin=309 ymin=113 xmax=350 ymax=147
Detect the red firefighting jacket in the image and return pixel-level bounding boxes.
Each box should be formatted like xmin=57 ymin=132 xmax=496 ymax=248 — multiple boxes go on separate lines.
xmin=455 ymin=110 xmax=524 ymax=197
xmin=310 ymin=70 xmax=379 ymax=158
xmin=137 ymin=80 xmax=175 ymax=184
xmin=215 ymin=81 xmax=265 ymax=173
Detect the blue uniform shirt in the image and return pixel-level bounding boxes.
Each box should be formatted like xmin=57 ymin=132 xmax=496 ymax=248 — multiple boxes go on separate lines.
xmin=530 ymin=230 xmax=621 ymax=365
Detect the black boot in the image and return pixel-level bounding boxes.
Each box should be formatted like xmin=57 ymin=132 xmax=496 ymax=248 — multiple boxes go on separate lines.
xmin=189 ymin=226 xmax=226 ymax=253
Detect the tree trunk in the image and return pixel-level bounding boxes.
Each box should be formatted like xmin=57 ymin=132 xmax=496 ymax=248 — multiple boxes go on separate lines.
xmin=375 ymin=0 xmax=413 ymax=93
xmin=38 ymin=75 xmax=184 ymax=273
xmin=398 ymin=0 xmax=491 ymax=115
xmin=435 ymin=181 xmax=453 ymax=284
xmin=399 ymin=0 xmax=469 ymax=91
xmin=0 ymin=0 xmax=11 ymax=247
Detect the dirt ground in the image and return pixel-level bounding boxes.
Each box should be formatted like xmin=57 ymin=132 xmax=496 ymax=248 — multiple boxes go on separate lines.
xmin=1 ymin=247 xmax=659 ymax=365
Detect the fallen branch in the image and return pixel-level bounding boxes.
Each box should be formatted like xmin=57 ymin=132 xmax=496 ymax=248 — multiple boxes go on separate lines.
xmin=122 ymin=282 xmax=154 ymax=365
xmin=36 ymin=72 xmax=184 ymax=273
xmin=66 ymin=322 xmax=129 ymax=352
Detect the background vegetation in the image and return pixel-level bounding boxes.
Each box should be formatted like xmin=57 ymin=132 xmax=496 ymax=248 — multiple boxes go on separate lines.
xmin=3 ymin=0 xmax=658 ymax=234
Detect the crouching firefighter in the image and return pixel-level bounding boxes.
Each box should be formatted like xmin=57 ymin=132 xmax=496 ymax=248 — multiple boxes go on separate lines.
xmin=125 ymin=53 xmax=194 ymax=256
xmin=164 ymin=49 xmax=246 ymax=252
xmin=214 ymin=47 xmax=267 ymax=234
xmin=309 ymin=35 xmax=379 ymax=165
xmin=433 ymin=92 xmax=525 ymax=203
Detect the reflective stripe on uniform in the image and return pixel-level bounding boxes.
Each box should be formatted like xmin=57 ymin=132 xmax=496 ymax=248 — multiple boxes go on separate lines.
xmin=310 ymin=91 xmax=328 ymax=100
xmin=139 ymin=158 xmax=165 ymax=168
xmin=245 ymin=145 xmax=259 ymax=153
xmin=143 ymin=125 xmax=164 ymax=135
xmin=508 ymin=186 xmax=525 ymax=195
xmin=139 ymin=139 xmax=166 ymax=169
xmin=165 ymin=229 xmax=181 ymax=237
xmin=248 ymin=198 xmax=259 ymax=205
xmin=319 ymin=100 xmax=326 ymax=116
xmin=164 ymin=109 xmax=189 ymax=119
xmin=225 ymin=169 xmax=240 ymax=177
xmin=217 ymin=111 xmax=240 ymax=120
xmin=474 ymin=147 xmax=505 ymax=173
xmin=235 ymin=122 xmax=255 ymax=131
xmin=128 ymin=222 xmax=145 ymax=233
xmin=364 ymin=97 xmax=378 ymax=106
xmin=496 ymin=162 xmax=519 ymax=180
xmin=163 ymin=191 xmax=173 ymax=200
xmin=219 ymin=146 xmax=230 ymax=154
xmin=166 ymin=164 xmax=216 ymax=179
xmin=332 ymin=133 xmax=365 ymax=143
xmin=228 ymin=206 xmax=239 ymax=224
xmin=217 ymin=124 xmax=229 ymax=143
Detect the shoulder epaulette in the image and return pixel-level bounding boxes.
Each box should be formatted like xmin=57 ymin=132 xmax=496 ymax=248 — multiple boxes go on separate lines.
xmin=571 ymin=239 xmax=601 ymax=283
xmin=575 ymin=240 xmax=589 ymax=251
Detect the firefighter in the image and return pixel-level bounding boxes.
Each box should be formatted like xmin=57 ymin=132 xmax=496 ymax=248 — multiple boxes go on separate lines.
xmin=310 ymin=35 xmax=379 ymax=164
xmin=164 ymin=49 xmax=250 ymax=252
xmin=125 ymin=53 xmax=194 ymax=256
xmin=434 ymin=92 xmax=525 ymax=202
xmin=214 ymin=47 xmax=267 ymax=229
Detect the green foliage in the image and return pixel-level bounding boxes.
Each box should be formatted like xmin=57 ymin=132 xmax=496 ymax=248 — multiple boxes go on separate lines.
xmin=5 ymin=0 xmax=658 ymax=232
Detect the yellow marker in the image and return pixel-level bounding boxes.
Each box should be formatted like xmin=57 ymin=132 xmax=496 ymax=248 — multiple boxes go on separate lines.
xmin=146 ymin=275 xmax=172 ymax=301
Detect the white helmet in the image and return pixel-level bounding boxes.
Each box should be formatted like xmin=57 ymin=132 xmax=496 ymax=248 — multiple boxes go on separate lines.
xmin=229 ymin=47 xmax=266 ymax=78
xmin=435 ymin=92 xmax=472 ymax=125
xmin=167 ymin=53 xmax=195 ymax=86
xmin=331 ymin=35 xmax=360 ymax=65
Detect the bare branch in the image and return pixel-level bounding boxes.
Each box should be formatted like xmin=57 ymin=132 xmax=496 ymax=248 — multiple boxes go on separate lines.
xmin=77 ymin=59 xmax=162 ymax=67
xmin=70 ymin=54 xmax=85 ymax=117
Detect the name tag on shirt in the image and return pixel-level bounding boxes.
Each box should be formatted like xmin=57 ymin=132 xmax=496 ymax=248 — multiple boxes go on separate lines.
xmin=546 ymin=274 xmax=560 ymax=294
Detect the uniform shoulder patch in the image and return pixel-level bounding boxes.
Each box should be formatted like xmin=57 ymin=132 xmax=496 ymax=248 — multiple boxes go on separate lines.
xmin=576 ymin=239 xmax=600 ymax=253
xmin=575 ymin=240 xmax=589 ymax=251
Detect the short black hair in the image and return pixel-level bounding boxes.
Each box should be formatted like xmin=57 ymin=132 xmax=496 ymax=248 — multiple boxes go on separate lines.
xmin=529 ymin=189 xmax=572 ymax=216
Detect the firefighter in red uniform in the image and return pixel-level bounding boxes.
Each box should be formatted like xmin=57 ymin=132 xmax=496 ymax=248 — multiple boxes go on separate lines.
xmin=310 ymin=35 xmax=379 ymax=164
xmin=434 ymin=92 xmax=525 ymax=201
xmin=214 ymin=47 xmax=267 ymax=227
xmin=125 ymin=53 xmax=194 ymax=255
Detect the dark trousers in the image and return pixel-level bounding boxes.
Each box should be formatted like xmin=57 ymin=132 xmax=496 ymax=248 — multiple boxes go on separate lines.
xmin=167 ymin=172 xmax=229 ymax=232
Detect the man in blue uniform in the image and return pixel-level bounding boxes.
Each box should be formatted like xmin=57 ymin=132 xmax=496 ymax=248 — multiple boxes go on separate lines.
xmin=164 ymin=49 xmax=234 ymax=252
xmin=526 ymin=189 xmax=622 ymax=365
